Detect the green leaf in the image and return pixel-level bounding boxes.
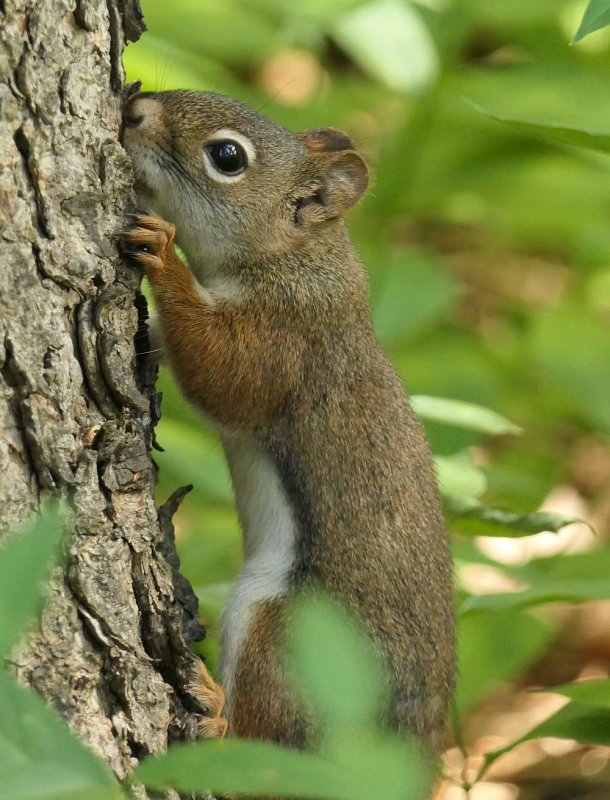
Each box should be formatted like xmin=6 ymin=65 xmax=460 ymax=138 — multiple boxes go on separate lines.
xmin=455 ymin=610 xmax=552 ymax=713
xmin=412 ymin=396 xmax=521 ymax=436
xmin=130 ymin=737 xmax=424 ymax=800
xmin=133 ymin=595 xmax=428 ymax=800
xmin=517 ymin=702 xmax=610 ymax=744
xmin=461 ymin=578 xmax=610 ymax=615
xmin=463 ymin=546 xmax=610 ymax=614
xmin=482 ymin=702 xmax=610 ymax=775
xmin=573 ymin=0 xmax=610 ymax=43
xmin=132 ymin=739 xmax=352 ymax=798
xmin=470 ymin=101 xmax=610 ymax=155
xmin=447 ymin=498 xmax=586 ymax=538
xmin=332 ymin=0 xmax=439 ymax=93
xmin=435 ymin=454 xmax=487 ymax=501
xmin=285 ymin=595 xmax=388 ymax=732
xmin=0 ymin=506 xmax=63 ymax=661
xmin=323 ymin=731 xmax=428 ymax=800
xmin=543 ymin=678 xmax=610 ymax=709
xmin=0 ymin=672 xmax=120 ymax=800
xmin=519 ymin=546 xmax=610 ymax=584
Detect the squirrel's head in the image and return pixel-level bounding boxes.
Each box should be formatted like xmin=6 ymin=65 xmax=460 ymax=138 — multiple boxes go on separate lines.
xmin=121 ymin=89 xmax=368 ymax=274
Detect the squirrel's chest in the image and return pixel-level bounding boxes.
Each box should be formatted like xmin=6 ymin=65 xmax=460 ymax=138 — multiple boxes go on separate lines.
xmin=219 ymin=435 xmax=297 ymax=702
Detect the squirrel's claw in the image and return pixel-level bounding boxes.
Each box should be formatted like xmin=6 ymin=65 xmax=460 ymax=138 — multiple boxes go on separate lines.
xmin=116 ymin=213 xmax=177 ymax=277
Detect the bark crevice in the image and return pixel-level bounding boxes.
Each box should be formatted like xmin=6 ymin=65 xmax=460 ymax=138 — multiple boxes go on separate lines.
xmin=13 ymin=123 xmax=54 ymax=238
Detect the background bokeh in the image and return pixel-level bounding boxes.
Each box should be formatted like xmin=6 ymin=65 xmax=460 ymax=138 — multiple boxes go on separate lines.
xmin=124 ymin=2 xmax=610 ymax=797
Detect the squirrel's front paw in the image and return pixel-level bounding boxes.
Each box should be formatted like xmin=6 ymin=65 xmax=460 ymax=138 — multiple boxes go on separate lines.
xmin=116 ymin=212 xmax=177 ymax=277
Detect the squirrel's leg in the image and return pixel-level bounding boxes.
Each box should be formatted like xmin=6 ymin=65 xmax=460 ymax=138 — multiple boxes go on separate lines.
xmin=229 ymin=599 xmax=307 ymax=747
xmin=116 ymin=212 xmax=197 ymax=304
xmin=188 ymin=659 xmax=228 ymax=739
xmin=116 ymin=212 xmax=298 ymax=430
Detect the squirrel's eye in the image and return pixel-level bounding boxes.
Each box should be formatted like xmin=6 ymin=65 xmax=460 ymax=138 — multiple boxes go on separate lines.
xmin=206 ymin=140 xmax=247 ymax=175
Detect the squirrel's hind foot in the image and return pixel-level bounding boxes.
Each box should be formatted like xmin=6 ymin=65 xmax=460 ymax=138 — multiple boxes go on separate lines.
xmin=189 ymin=658 xmax=228 ymax=739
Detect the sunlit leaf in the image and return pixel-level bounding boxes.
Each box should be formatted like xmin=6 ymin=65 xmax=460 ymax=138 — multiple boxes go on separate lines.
xmin=463 ymin=544 xmax=610 ymax=614
xmin=333 ymin=0 xmax=439 ymax=92
xmin=461 ymin=578 xmax=610 ymax=615
xmin=527 ymin=702 xmax=610 ymax=745
xmin=542 ymin=678 xmax=610 ymax=709
xmin=456 ymin=609 xmax=553 ymax=712
xmin=412 ymin=396 xmax=521 ymax=436
xmin=470 ymin=100 xmax=610 ymax=154
xmin=482 ymin=702 xmax=610 ymax=775
xmin=285 ymin=595 xmax=388 ymax=732
xmin=447 ymin=498 xmax=586 ymax=538
xmin=435 ymin=454 xmax=487 ymax=501
xmin=323 ymin=730 xmax=428 ymax=799
xmin=0 ymin=506 xmax=63 ymax=661
xmin=0 ymin=673 xmax=121 ymax=800
xmin=518 ymin=546 xmax=610 ymax=584
xmin=573 ymin=0 xmax=610 ymax=43
xmin=131 ymin=739 xmax=358 ymax=799
xmin=130 ymin=726 xmax=426 ymax=800
xmin=133 ymin=595 xmax=427 ymax=800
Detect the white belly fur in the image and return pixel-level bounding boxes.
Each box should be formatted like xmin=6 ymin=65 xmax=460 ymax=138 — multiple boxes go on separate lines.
xmin=219 ymin=433 xmax=296 ymax=711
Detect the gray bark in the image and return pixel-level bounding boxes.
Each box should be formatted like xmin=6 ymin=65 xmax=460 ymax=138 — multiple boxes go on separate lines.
xmin=0 ymin=0 xmax=204 ymax=787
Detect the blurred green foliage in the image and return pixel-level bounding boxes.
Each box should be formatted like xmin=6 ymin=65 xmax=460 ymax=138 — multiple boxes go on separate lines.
xmin=0 ymin=509 xmax=123 ymax=800
xmin=122 ymin=0 xmax=610 ymax=789
xmin=132 ymin=595 xmax=429 ymax=800
xmin=0 ymin=514 xmax=428 ymax=799
xmin=0 ymin=504 xmax=63 ymax=661
xmin=0 ymin=508 xmax=607 ymax=798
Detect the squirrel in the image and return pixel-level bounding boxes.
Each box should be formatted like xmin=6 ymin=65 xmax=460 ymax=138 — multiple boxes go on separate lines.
xmin=118 ymin=89 xmax=455 ymax=760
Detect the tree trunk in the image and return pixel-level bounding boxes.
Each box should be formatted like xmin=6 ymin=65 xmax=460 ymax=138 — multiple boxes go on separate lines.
xmin=0 ymin=0 xmax=204 ymax=788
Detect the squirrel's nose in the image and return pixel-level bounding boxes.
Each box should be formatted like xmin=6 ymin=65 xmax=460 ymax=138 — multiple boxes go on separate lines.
xmin=122 ymin=94 xmax=148 ymax=130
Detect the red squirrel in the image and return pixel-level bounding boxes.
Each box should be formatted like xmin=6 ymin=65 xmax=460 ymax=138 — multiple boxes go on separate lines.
xmin=119 ymin=89 xmax=455 ymax=760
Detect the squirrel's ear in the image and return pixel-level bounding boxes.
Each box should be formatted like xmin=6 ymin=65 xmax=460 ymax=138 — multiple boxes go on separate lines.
xmin=295 ymin=128 xmax=368 ymax=225
xmin=319 ymin=150 xmax=368 ymax=216
xmin=299 ymin=127 xmax=355 ymax=153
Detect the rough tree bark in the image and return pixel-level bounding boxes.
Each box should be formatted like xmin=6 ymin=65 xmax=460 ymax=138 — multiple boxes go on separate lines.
xmin=0 ymin=0 xmax=205 ymax=790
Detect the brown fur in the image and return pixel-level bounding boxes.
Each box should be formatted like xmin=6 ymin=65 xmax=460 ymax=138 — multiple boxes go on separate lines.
xmin=230 ymin=599 xmax=307 ymax=745
xmin=119 ymin=90 xmax=455 ymax=765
